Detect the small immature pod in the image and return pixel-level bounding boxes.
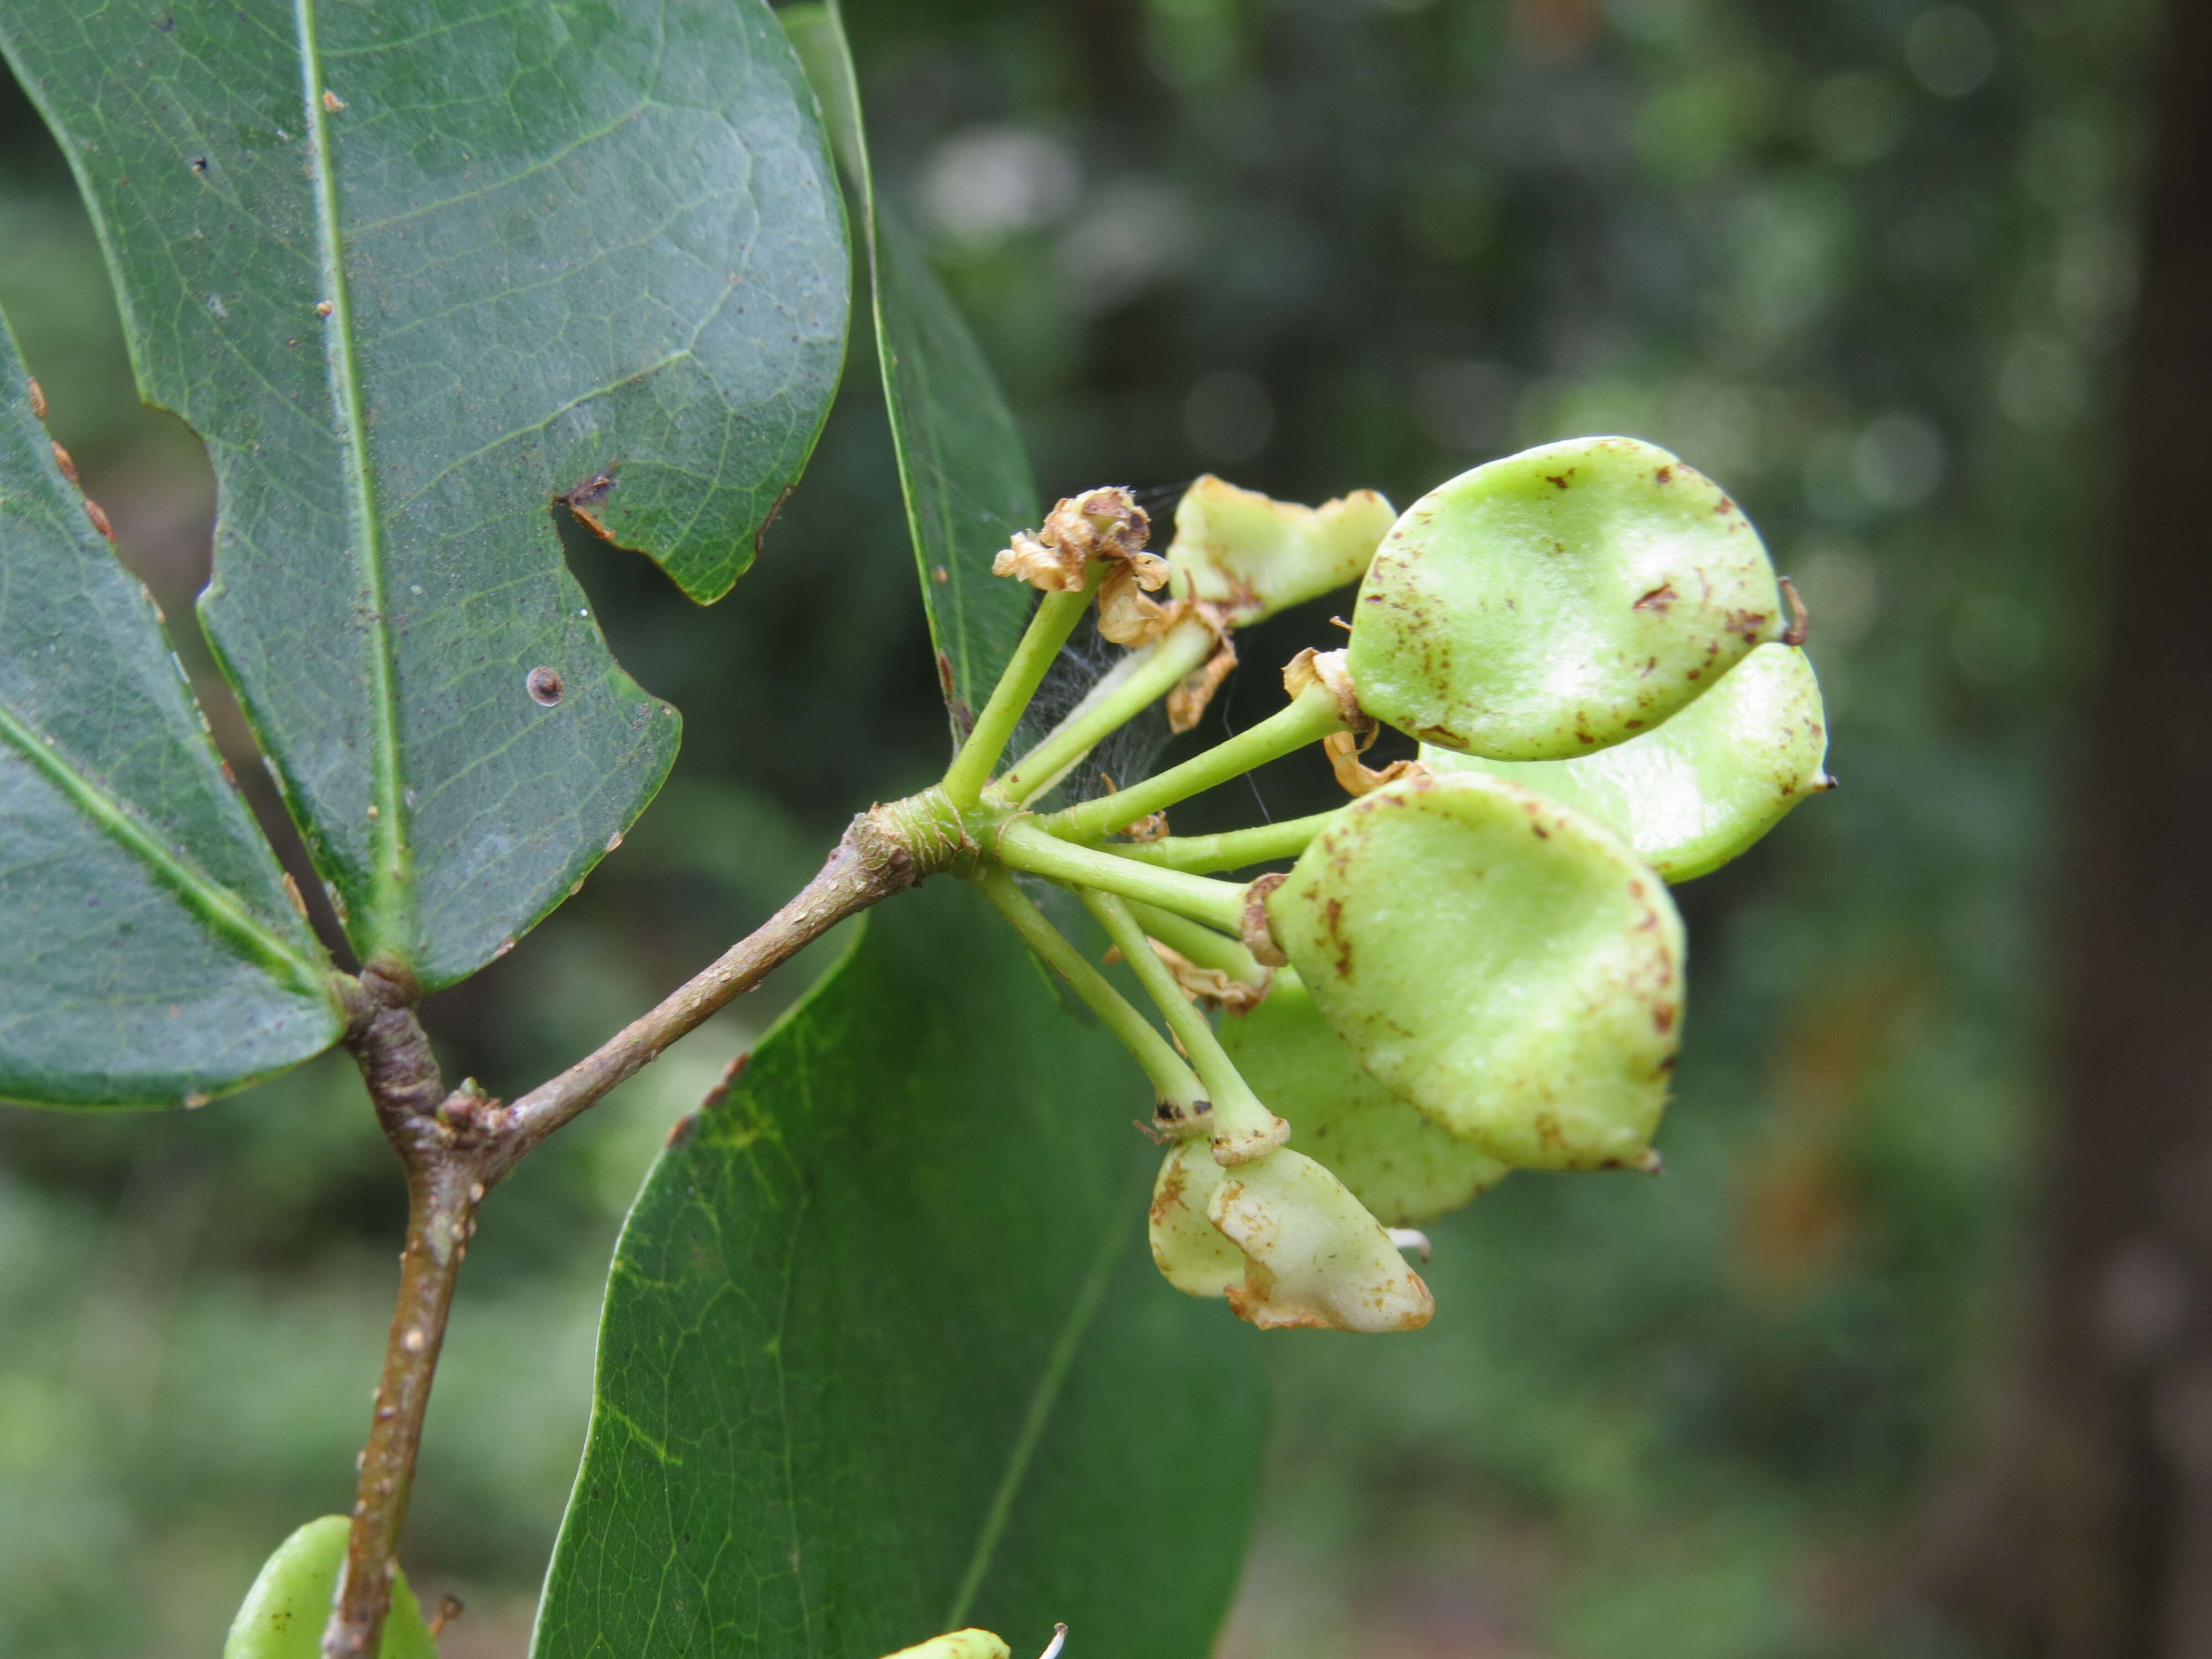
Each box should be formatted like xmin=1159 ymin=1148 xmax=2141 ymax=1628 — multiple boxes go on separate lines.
xmin=1165 ymin=475 xmax=1397 ymax=625
xmin=1423 ymin=641 xmax=1830 ymax=882
xmin=1148 ymin=1138 xmax=1245 ymax=1296
xmin=880 ymin=1630 xmax=1014 ymax=1659
xmin=1347 ymin=437 xmax=1781 ymax=760
xmin=1206 ymin=1149 xmax=1434 ymax=1332
xmin=1149 ymin=1139 xmax=1434 ymax=1332
xmin=1269 ymin=770 xmax=1686 ymax=1172
xmin=1220 ymin=968 xmax=1508 ymax=1225
xmin=225 ymin=1516 xmax=436 ymax=1659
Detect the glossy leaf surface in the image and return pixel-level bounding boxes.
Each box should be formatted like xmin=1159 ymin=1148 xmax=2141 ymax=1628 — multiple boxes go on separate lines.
xmin=1221 ymin=969 xmax=1508 ymax=1225
xmin=1348 ymin=437 xmax=1780 ymax=760
xmin=1425 ymin=641 xmax=1829 ymax=882
xmin=223 ymin=1516 xmax=434 ymax=1659
xmin=0 ymin=315 xmax=338 ymax=1108
xmin=1269 ymin=771 xmax=1684 ymax=1171
xmin=785 ymin=3 xmax=1039 ymax=734
xmin=535 ymin=881 xmax=1264 ymax=1659
xmin=0 ymin=0 xmax=847 ymax=986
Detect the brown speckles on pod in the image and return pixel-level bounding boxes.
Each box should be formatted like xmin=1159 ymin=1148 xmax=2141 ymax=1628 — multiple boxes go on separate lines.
xmin=526 ymin=666 xmax=565 ymax=706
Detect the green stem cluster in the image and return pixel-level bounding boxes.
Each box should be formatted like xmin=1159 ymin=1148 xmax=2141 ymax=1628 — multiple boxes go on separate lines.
xmin=330 ymin=545 xmax=1347 ymax=1651
xmin=943 ymin=570 xmax=1357 ymax=1165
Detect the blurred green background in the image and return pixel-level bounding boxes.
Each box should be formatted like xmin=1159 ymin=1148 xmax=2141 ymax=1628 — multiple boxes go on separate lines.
xmin=0 ymin=0 xmax=2154 ymax=1653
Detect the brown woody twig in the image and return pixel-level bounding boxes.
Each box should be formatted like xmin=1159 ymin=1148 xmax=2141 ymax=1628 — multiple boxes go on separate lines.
xmin=320 ymin=800 xmax=964 ymax=1658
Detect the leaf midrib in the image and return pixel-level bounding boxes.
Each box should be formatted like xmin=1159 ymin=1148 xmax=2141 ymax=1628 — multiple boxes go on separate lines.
xmin=0 ymin=700 xmax=328 ymax=997
xmin=295 ymin=0 xmax=410 ymax=960
xmin=942 ymin=1176 xmax=1140 ymax=1631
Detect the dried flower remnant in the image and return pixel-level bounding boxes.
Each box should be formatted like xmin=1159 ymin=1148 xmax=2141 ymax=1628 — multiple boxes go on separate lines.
xmin=1095 ymin=551 xmax=1177 ymax=645
xmin=992 ymin=485 xmax=1156 ymax=593
xmin=1103 ymin=937 xmax=1269 ymax=1014
xmin=992 ymin=528 xmax=1086 ymax=592
xmin=1323 ymin=725 xmax=1429 ymax=797
xmin=1166 ymin=635 xmax=1239 ymax=733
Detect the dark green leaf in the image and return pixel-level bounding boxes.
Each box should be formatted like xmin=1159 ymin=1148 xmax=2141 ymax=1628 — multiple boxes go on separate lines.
xmin=785 ymin=3 xmax=1039 ymax=736
xmin=534 ymin=881 xmax=1265 ymax=1659
xmin=0 ymin=314 xmax=339 ymax=1108
xmin=0 ymin=0 xmax=848 ymax=987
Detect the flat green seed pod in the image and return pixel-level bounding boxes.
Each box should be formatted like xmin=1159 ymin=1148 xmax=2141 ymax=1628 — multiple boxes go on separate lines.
xmin=1269 ymin=771 xmax=1684 ymax=1171
xmin=1221 ymin=969 xmax=1509 ymax=1224
xmin=1422 ymin=643 xmax=1828 ymax=882
xmin=224 ymin=1516 xmax=436 ymax=1659
xmin=1166 ymin=474 xmax=1397 ymax=624
xmin=1347 ymin=437 xmax=1780 ymax=759
xmin=883 ymin=1630 xmax=1015 ymax=1659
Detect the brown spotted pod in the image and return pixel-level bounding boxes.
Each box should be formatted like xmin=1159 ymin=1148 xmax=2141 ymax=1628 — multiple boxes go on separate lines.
xmin=1346 ymin=436 xmax=1782 ymax=760
xmin=1266 ymin=769 xmax=1685 ymax=1172
xmin=1220 ymin=968 xmax=1509 ymax=1224
xmin=1425 ymin=641 xmax=1830 ymax=882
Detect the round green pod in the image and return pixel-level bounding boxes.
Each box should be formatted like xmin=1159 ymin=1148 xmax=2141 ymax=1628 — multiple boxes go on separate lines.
xmin=1267 ymin=770 xmax=1684 ymax=1171
xmin=1347 ymin=437 xmax=1781 ymax=760
xmin=1220 ymin=968 xmax=1508 ymax=1224
xmin=225 ymin=1516 xmax=436 ymax=1659
xmin=1422 ymin=643 xmax=1828 ymax=881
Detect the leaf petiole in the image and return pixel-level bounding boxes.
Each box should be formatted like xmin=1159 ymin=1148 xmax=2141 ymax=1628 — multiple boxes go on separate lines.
xmin=1043 ymin=682 xmax=1348 ymax=846
xmin=1122 ymin=900 xmax=1270 ymax=988
xmin=994 ymin=614 xmax=1217 ymax=804
xmin=942 ymin=566 xmax=1105 ymax=810
xmin=992 ymin=818 xmax=1247 ymax=935
xmin=1103 ymin=811 xmax=1340 ymax=875
xmin=1081 ymin=890 xmax=1286 ymax=1160
xmin=972 ymin=866 xmax=1209 ymax=1119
